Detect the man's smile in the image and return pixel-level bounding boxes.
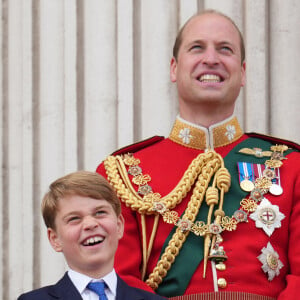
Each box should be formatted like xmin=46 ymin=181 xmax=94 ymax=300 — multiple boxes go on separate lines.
xmin=197 ymin=74 xmax=223 ymax=83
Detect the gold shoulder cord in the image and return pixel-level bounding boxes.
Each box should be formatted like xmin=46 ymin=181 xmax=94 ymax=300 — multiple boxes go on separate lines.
xmin=104 ymin=150 xmax=230 ymax=290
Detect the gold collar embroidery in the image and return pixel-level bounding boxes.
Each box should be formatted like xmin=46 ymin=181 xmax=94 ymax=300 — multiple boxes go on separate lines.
xmin=169 ymin=115 xmax=243 ymax=150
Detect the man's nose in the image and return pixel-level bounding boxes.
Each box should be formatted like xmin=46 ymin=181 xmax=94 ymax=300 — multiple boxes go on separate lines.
xmin=202 ymin=47 xmax=219 ymax=65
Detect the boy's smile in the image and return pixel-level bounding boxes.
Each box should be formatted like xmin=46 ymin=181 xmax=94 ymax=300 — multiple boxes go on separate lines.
xmin=48 ymin=195 xmax=124 ymax=278
xmin=82 ymin=235 xmax=104 ymax=246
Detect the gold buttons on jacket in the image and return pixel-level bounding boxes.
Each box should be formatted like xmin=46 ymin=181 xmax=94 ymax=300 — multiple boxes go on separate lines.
xmin=216 ymin=262 xmax=226 ymax=271
xmin=217 ymin=278 xmax=227 ymax=289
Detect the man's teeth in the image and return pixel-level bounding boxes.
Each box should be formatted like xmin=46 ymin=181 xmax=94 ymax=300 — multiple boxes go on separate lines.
xmin=83 ymin=236 xmax=104 ymax=246
xmin=199 ymin=74 xmax=221 ymax=82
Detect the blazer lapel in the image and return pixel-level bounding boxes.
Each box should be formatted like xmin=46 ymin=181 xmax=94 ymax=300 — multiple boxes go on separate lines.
xmin=48 ymin=272 xmax=83 ymax=300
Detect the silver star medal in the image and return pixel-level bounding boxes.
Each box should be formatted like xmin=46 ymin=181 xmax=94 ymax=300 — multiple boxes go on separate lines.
xmin=249 ymin=198 xmax=285 ymax=237
xmin=258 ymin=242 xmax=283 ymax=281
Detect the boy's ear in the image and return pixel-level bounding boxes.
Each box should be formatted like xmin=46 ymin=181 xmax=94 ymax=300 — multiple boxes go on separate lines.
xmin=117 ymin=214 xmax=125 ymax=240
xmin=47 ymin=228 xmax=63 ymax=252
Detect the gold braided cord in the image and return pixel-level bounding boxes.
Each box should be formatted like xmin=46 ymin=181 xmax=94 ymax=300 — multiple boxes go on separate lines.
xmin=104 ymin=150 xmax=222 ymax=214
xmin=104 ymin=156 xmax=152 ymax=214
xmin=147 ymin=215 xmax=160 ymax=261
xmin=141 ymin=214 xmax=148 ymax=281
xmin=141 ymin=214 xmax=160 ymax=281
xmin=104 ymin=150 xmax=230 ymax=290
xmin=103 ymin=145 xmax=289 ymax=291
xmin=203 ymin=166 xmax=231 ymax=277
xmin=203 ymin=186 xmax=218 ymax=277
xmin=145 ymin=157 xmax=223 ymax=290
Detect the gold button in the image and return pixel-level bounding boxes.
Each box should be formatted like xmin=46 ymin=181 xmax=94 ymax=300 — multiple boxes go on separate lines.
xmin=217 ymin=278 xmax=227 ymax=289
xmin=216 ymin=262 xmax=226 ymax=271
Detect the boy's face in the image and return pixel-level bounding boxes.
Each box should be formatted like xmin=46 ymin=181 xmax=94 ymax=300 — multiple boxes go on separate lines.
xmin=48 ymin=195 xmax=124 ymax=278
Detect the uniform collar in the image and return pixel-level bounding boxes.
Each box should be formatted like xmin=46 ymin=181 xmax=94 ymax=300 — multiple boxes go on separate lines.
xmin=169 ymin=115 xmax=243 ymax=150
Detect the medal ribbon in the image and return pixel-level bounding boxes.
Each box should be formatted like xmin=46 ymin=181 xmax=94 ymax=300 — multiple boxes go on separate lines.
xmin=237 ymin=162 xmax=254 ymax=184
xmin=276 ymin=168 xmax=281 ymax=186
xmin=252 ymin=164 xmax=280 ymax=185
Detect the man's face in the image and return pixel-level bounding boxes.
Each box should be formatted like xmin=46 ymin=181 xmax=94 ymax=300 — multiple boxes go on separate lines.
xmin=48 ymin=195 xmax=124 ymax=278
xmin=170 ymin=13 xmax=246 ymax=112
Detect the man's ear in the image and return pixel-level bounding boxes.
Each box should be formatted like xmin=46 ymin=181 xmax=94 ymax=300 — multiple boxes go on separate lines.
xmin=47 ymin=228 xmax=63 ymax=252
xmin=241 ymin=61 xmax=246 ymax=87
xmin=170 ymin=57 xmax=177 ymax=83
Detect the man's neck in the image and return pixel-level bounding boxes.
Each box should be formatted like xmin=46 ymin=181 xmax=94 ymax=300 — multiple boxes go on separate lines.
xmin=179 ymin=103 xmax=235 ymax=128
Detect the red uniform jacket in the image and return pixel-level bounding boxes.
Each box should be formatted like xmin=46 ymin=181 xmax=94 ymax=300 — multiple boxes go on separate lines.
xmin=97 ymin=116 xmax=300 ymax=300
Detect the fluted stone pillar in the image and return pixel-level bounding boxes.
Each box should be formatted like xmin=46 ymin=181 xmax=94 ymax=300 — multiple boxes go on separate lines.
xmin=0 ymin=1 xmax=299 ymax=299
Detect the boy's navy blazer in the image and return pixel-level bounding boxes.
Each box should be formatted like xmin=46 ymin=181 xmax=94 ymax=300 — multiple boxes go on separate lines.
xmin=18 ymin=272 xmax=165 ymax=300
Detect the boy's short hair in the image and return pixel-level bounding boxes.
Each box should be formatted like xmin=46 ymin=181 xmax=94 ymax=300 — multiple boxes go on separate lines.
xmin=41 ymin=171 xmax=121 ymax=230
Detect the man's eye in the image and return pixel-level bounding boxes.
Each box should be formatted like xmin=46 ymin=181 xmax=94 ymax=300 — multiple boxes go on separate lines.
xmin=190 ymin=45 xmax=203 ymax=51
xmin=220 ymin=46 xmax=233 ymax=53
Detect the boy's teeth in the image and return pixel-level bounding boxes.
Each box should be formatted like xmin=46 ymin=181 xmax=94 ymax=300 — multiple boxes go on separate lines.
xmin=199 ymin=74 xmax=221 ymax=82
xmin=84 ymin=236 xmax=104 ymax=246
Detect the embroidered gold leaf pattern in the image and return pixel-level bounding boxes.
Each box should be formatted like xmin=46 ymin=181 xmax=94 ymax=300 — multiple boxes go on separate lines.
xmin=270 ymin=145 xmax=288 ymax=153
xmin=265 ymin=159 xmax=283 ymax=169
xmin=162 ymin=211 xmax=179 ymax=224
xmin=221 ymin=216 xmax=237 ymax=231
xmin=191 ymin=221 xmax=208 ymax=236
xmin=144 ymin=193 xmax=161 ymax=203
xmin=123 ymin=154 xmax=140 ymax=166
xmin=132 ymin=174 xmax=151 ymax=185
xmin=241 ymin=198 xmax=257 ymax=212
xmin=255 ymin=177 xmax=272 ymax=190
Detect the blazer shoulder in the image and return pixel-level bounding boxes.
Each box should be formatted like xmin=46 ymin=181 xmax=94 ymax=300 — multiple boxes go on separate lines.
xmin=17 ymin=286 xmax=53 ymax=300
xmin=111 ymin=136 xmax=165 ymax=156
xmin=246 ymin=132 xmax=300 ymax=151
xmin=17 ymin=272 xmax=82 ymax=300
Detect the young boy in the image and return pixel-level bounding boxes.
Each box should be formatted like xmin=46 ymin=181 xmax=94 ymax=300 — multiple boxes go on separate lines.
xmin=18 ymin=171 xmax=165 ymax=300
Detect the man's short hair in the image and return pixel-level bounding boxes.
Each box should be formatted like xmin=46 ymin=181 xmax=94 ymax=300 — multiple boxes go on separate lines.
xmin=172 ymin=9 xmax=245 ymax=64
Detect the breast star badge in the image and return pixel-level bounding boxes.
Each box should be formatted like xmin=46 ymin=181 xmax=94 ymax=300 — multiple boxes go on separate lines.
xmin=249 ymin=198 xmax=285 ymax=236
xmin=258 ymin=242 xmax=283 ymax=281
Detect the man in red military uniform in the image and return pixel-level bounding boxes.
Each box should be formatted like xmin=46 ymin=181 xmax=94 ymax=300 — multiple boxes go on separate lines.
xmin=97 ymin=10 xmax=300 ymax=300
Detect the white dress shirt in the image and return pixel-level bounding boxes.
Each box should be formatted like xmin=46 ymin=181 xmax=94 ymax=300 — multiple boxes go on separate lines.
xmin=68 ymin=268 xmax=117 ymax=300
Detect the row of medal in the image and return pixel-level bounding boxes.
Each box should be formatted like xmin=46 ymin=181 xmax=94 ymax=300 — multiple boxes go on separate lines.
xmin=238 ymin=161 xmax=283 ymax=195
